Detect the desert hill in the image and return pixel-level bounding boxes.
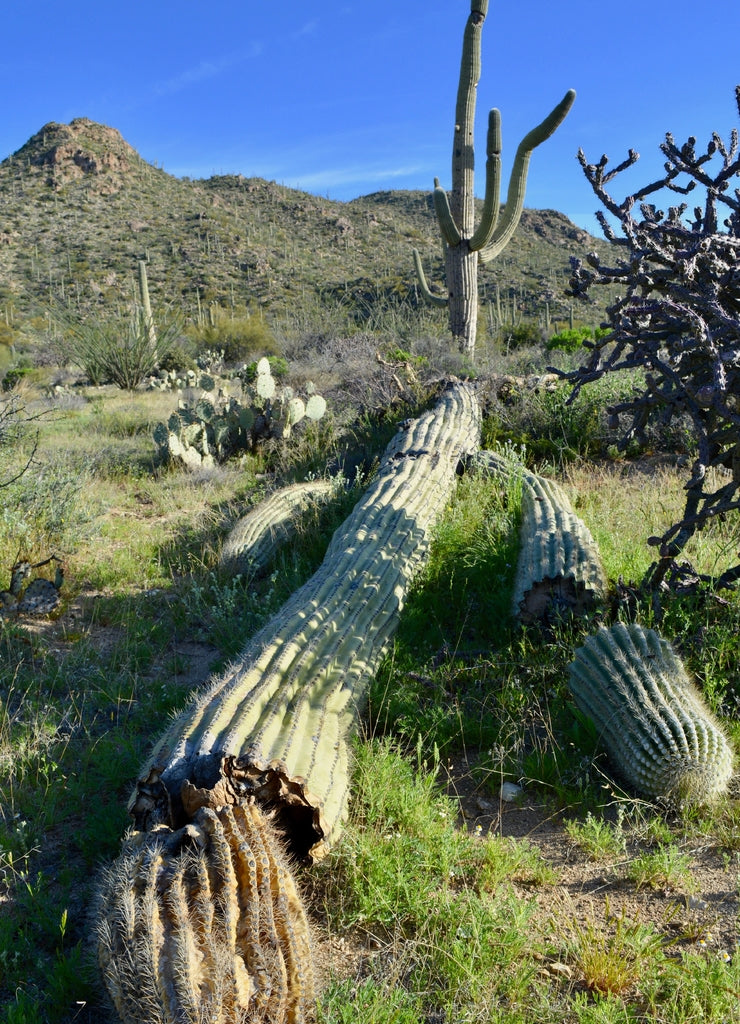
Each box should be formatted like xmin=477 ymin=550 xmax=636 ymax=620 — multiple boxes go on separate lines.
xmin=0 ymin=118 xmax=605 ymax=338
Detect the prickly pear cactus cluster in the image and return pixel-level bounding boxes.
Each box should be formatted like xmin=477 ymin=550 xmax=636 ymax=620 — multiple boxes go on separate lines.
xmin=153 ymin=358 xmax=327 ymax=470
xmin=568 ymin=622 xmax=734 ymax=805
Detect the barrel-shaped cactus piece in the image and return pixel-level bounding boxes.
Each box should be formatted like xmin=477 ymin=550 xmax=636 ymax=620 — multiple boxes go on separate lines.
xmin=96 ymin=800 xmax=313 ymax=1024
xmin=133 ymin=383 xmax=480 ymax=860
xmin=219 ymin=480 xmax=337 ymax=577
xmin=568 ymin=622 xmax=734 ymax=804
xmin=468 ymin=450 xmax=606 ymax=623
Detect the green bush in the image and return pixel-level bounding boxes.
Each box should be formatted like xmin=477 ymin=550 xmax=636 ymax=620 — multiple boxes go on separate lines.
xmin=1 ymin=359 xmax=35 ymax=392
xmin=157 ymin=341 xmax=198 ymax=374
xmin=499 ymin=323 xmax=544 ymax=350
xmin=545 ymin=326 xmax=611 ymax=353
xmin=239 ymin=355 xmax=289 ymax=383
xmin=546 ymin=327 xmax=593 ymax=353
xmin=186 ymin=312 xmax=279 ymax=366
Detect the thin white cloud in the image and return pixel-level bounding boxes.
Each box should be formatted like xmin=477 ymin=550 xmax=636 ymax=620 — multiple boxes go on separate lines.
xmin=151 ymin=43 xmax=262 ymax=99
xmin=286 ymin=163 xmax=423 ymax=190
xmin=292 ymin=21 xmax=318 ymax=39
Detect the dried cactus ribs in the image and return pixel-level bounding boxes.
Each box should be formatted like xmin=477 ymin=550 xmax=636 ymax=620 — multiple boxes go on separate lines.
xmin=219 ymin=480 xmax=337 ymax=577
xmin=568 ymin=622 xmax=734 ymax=805
xmin=469 ymin=450 xmax=606 ymax=624
xmin=95 ymin=382 xmax=481 ymax=1024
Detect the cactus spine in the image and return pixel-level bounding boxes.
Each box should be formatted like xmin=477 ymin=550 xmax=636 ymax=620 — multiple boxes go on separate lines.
xmin=219 ymin=480 xmax=337 ymax=577
xmin=95 ymin=801 xmax=313 ymax=1024
xmin=569 ymin=623 xmax=734 ymax=804
xmin=97 ymin=384 xmax=480 ymax=1023
xmin=413 ymin=0 xmax=574 ymax=357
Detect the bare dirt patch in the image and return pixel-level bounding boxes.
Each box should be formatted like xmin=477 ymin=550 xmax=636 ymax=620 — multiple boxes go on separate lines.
xmin=444 ymin=752 xmax=740 ymax=962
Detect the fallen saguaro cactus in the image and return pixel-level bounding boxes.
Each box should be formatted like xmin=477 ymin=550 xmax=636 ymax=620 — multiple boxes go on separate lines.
xmin=95 ymin=382 xmax=481 ymax=1024
xmin=568 ymin=622 xmax=734 ymax=804
xmin=469 ymin=450 xmax=606 ymax=623
xmin=219 ymin=480 xmax=337 ymax=577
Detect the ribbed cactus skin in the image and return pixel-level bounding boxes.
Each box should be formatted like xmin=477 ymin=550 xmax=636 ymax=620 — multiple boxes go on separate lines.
xmin=569 ymin=623 xmax=734 ymax=804
xmin=96 ymin=384 xmax=480 ymax=1024
xmin=469 ymin=450 xmax=605 ymax=623
xmin=514 ymin=472 xmax=605 ymax=623
xmin=411 ymin=0 xmax=574 ymax=354
xmin=133 ymin=383 xmax=480 ymax=860
xmin=219 ymin=480 xmax=336 ymax=576
xmin=96 ymin=800 xmax=313 ymax=1024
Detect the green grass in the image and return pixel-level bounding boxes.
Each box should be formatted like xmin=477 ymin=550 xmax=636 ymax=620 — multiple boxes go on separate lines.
xmin=565 ymin=810 xmax=627 ymax=863
xmin=0 ymin=371 xmax=738 ymax=1023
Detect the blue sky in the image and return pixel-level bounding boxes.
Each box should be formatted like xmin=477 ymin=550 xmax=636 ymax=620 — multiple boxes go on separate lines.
xmin=3 ymin=1 xmax=739 ymax=235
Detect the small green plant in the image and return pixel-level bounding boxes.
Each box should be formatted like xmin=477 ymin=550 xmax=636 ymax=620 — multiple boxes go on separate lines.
xmin=565 ymin=809 xmax=626 ymax=863
xmin=317 ymin=977 xmax=424 ymax=1024
xmin=564 ymin=899 xmax=668 ymax=996
xmin=186 ymin=308 xmax=279 ymax=365
xmin=626 ymin=843 xmax=696 ymax=892
xmin=479 ymin=835 xmax=558 ymax=887
xmin=546 ymin=326 xmax=594 ymax=353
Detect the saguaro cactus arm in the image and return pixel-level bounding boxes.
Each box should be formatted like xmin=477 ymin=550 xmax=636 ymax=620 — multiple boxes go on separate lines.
xmin=478 ymin=90 xmax=576 ymax=264
xmin=412 ymin=247 xmax=448 ymax=306
xmin=468 ymin=108 xmax=502 ymax=252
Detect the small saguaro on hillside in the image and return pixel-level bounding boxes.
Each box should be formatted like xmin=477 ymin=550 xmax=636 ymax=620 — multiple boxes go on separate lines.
xmin=413 ymin=0 xmax=575 ymax=358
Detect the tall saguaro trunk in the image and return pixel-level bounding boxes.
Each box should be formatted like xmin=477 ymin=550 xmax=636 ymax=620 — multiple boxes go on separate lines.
xmin=413 ymin=0 xmax=575 ymax=360
xmin=137 ymin=259 xmax=157 ymax=356
xmin=446 ymin=0 xmax=486 ymax=354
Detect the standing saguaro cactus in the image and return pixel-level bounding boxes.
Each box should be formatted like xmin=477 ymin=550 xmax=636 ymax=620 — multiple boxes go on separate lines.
xmin=137 ymin=259 xmax=157 ymax=353
xmin=413 ymin=0 xmax=575 ymax=357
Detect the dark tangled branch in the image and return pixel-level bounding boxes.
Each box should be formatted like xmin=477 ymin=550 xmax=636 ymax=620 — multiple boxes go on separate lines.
xmin=553 ymin=88 xmax=740 ymax=591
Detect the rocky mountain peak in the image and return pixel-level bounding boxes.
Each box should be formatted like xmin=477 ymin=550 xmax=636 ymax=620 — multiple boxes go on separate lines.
xmin=7 ymin=118 xmax=142 ymax=188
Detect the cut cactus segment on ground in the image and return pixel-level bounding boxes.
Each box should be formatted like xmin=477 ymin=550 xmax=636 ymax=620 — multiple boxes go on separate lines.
xmin=568 ymin=622 xmax=734 ymax=805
